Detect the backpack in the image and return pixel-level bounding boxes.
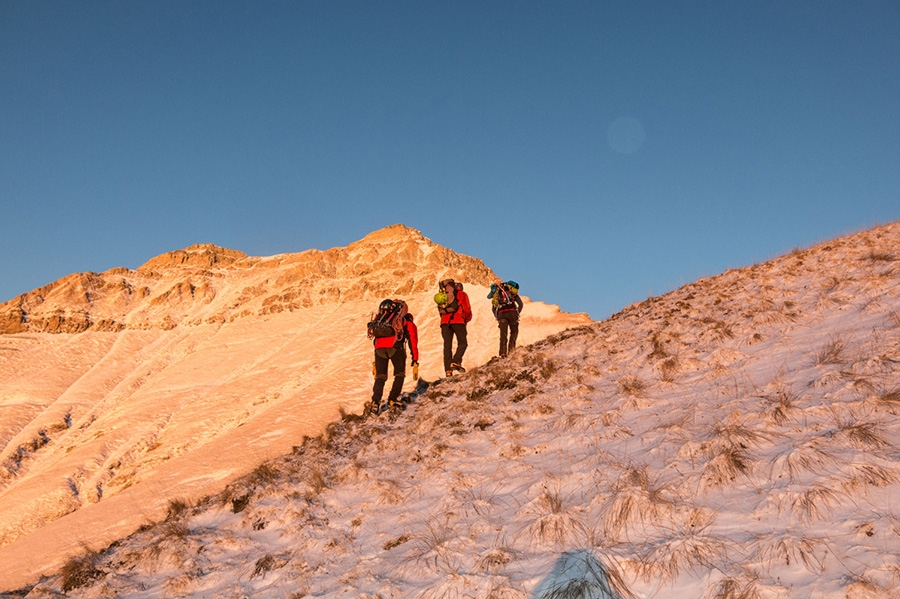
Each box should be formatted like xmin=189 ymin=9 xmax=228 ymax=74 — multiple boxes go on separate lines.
xmin=435 ymin=280 xmax=461 ymax=315
xmin=367 ymin=299 xmax=408 ymax=340
xmin=493 ymin=281 xmax=519 ymax=312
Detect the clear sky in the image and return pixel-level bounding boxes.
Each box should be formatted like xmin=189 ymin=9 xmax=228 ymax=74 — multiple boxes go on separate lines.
xmin=2 ymin=1 xmax=898 ymax=319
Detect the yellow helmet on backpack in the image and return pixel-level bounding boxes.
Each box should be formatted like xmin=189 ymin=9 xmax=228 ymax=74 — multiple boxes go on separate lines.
xmin=434 ymin=290 xmax=448 ymax=308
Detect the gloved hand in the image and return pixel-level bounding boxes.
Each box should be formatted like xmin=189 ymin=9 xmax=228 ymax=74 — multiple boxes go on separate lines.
xmin=411 ymin=360 xmax=419 ymax=380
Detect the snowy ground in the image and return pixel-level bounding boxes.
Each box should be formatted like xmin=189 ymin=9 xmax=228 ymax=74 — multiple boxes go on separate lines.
xmin=5 ymin=223 xmax=900 ymax=598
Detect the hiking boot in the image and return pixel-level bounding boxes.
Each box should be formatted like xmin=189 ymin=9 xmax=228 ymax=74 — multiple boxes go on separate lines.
xmin=451 ymin=362 xmax=466 ymax=373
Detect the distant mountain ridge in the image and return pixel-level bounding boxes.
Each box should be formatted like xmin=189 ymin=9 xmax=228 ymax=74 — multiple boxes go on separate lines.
xmin=0 ymin=225 xmax=497 ymax=335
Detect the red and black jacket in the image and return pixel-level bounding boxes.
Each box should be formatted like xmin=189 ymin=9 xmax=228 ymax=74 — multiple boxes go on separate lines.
xmin=440 ymin=289 xmax=472 ymax=326
xmin=373 ymin=318 xmax=419 ymax=362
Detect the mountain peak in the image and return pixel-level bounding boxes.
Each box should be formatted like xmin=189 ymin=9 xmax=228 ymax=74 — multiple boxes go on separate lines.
xmin=355 ymin=223 xmax=428 ymax=245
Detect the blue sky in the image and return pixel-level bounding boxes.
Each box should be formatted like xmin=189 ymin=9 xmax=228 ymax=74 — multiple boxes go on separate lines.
xmin=2 ymin=1 xmax=898 ymax=319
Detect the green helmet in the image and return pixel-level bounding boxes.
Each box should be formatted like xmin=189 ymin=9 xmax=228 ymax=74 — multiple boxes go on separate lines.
xmin=434 ymin=291 xmax=448 ymax=306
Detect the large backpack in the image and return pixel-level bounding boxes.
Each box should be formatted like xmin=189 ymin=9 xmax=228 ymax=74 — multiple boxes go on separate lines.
xmin=493 ymin=281 xmax=519 ymax=312
xmin=435 ymin=280 xmax=461 ymax=315
xmin=367 ymin=299 xmax=408 ymax=340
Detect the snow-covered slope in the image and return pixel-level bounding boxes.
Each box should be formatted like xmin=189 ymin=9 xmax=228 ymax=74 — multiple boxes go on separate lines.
xmin=13 ymin=221 xmax=900 ymax=599
xmin=0 ymin=225 xmax=590 ymax=591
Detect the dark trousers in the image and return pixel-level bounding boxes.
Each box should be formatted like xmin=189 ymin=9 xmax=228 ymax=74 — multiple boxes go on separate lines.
xmin=373 ymin=346 xmax=406 ymax=404
xmin=441 ymin=323 xmax=467 ymax=371
xmin=497 ymin=311 xmax=519 ymax=356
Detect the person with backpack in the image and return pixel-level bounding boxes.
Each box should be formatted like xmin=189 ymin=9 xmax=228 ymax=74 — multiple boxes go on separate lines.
xmin=434 ymin=278 xmax=472 ymax=376
xmin=367 ymin=299 xmax=419 ymax=414
xmin=488 ymin=280 xmax=523 ymax=357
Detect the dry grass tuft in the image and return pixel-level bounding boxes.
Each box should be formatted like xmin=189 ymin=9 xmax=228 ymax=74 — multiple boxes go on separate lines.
xmin=165 ymin=497 xmax=192 ymax=521
xmin=146 ymin=518 xmax=192 ymax=564
xmin=520 ymin=484 xmax=587 ymax=547
xmin=890 ymin=311 xmax=900 ymax=330
xmin=534 ymin=550 xmax=634 ymax=599
xmin=700 ymin=445 xmax=752 ymax=487
xmin=790 ymin=484 xmax=843 ymax=523
xmin=618 ymin=375 xmax=646 ymax=397
xmin=873 ymin=387 xmax=900 ymax=413
xmin=770 ymin=439 xmax=838 ymax=481
xmin=457 ymin=481 xmax=509 ymax=518
xmin=706 ymin=575 xmax=763 ymax=599
xmin=251 ymin=554 xmax=286 ymax=579
xmin=865 ymin=251 xmax=896 ymax=263
xmin=376 ymin=478 xmax=406 ymax=505
xmin=474 ymin=544 xmax=516 ymax=574
xmin=701 ymin=318 xmax=736 ymax=343
xmin=521 ymin=352 xmax=558 ymax=380
xmin=59 ymin=547 xmax=104 ymax=593
xmin=231 ymin=492 xmax=251 ymax=514
xmin=304 ymin=465 xmax=330 ymax=498
xmin=406 ymin=517 xmax=466 ymax=572
xmin=249 ymin=461 xmax=282 ymax=486
xmin=383 ymin=533 xmax=410 ymax=551
xmin=838 ymin=421 xmax=890 ymax=450
xmin=657 ymin=356 xmax=681 ymax=383
xmin=699 ymin=417 xmax=770 ymax=487
xmin=757 ymin=382 xmax=799 ymax=425
xmin=710 ymin=417 xmax=771 ymax=448
xmin=830 ymin=409 xmax=891 ymax=450
xmin=648 ymin=332 xmax=669 ymax=361
xmin=843 ymin=576 xmax=896 ymax=599
xmin=842 ymin=462 xmax=897 ymax=491
xmin=814 ymin=336 xmax=846 ymax=366
xmin=755 ymin=532 xmax=830 ymax=573
xmin=638 ymin=523 xmax=725 ymax=583
xmin=600 ymin=466 xmax=676 ymax=540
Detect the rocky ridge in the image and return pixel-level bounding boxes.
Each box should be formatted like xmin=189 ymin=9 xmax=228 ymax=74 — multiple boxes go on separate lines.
xmin=0 ymin=225 xmax=497 ymax=335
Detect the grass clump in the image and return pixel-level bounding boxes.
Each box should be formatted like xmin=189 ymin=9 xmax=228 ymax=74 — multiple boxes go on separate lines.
xmin=534 ymin=550 xmax=633 ymax=599
xmin=814 ymin=336 xmax=846 ymax=366
xmin=59 ymin=548 xmax=104 ymax=592
xmin=618 ymin=376 xmax=646 ymax=397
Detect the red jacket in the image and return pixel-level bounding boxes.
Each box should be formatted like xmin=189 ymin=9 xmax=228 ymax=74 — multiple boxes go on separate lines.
xmin=373 ymin=319 xmax=419 ymax=362
xmin=440 ymin=289 xmax=472 ymax=326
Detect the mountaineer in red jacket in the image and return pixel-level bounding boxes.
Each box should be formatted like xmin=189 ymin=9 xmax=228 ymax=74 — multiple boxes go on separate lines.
xmin=367 ymin=299 xmax=419 ymax=414
xmin=434 ymin=279 xmax=472 ymax=376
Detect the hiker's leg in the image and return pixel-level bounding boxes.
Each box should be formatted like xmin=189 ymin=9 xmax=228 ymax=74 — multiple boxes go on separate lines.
xmin=387 ymin=348 xmax=406 ymax=402
xmin=372 ymin=349 xmax=391 ymax=403
xmin=441 ymin=324 xmax=454 ymax=372
xmin=498 ymin=317 xmax=509 ymax=356
xmin=508 ymin=314 xmax=519 ymax=351
xmin=452 ymin=324 xmax=468 ymax=365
